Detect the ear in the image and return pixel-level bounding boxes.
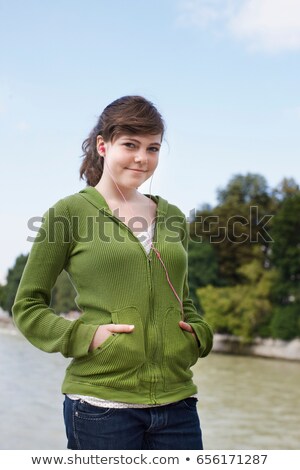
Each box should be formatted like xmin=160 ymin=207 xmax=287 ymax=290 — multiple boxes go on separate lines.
xmin=96 ymin=135 xmax=106 ymax=156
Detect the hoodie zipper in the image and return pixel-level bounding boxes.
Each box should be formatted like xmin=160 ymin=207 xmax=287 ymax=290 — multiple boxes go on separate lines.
xmin=147 ymin=256 xmax=159 ymax=404
xmin=106 ymin=210 xmax=159 ymax=403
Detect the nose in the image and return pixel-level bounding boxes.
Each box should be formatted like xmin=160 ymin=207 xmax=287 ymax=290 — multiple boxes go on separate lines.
xmin=134 ymin=150 xmax=148 ymax=165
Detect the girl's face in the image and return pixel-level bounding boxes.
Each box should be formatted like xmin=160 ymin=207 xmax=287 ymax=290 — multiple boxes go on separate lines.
xmin=98 ymin=133 xmax=161 ymax=189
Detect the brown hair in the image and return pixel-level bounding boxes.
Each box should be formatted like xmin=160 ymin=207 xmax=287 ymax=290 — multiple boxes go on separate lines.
xmin=80 ymin=95 xmax=165 ymax=186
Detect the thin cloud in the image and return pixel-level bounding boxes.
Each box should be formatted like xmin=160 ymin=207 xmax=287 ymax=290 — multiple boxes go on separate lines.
xmin=176 ymin=0 xmax=235 ymax=29
xmin=17 ymin=121 xmax=30 ymax=132
xmin=177 ymin=0 xmax=300 ymax=52
xmin=230 ymin=0 xmax=300 ymax=52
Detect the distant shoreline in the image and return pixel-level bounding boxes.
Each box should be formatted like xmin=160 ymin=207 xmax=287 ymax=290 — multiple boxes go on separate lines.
xmin=1 ymin=314 xmax=299 ymax=361
xmin=0 ymin=314 xmax=16 ymax=329
xmin=212 ymin=333 xmax=300 ymax=362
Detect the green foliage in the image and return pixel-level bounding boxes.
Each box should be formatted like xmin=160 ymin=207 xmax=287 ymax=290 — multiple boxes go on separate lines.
xmin=190 ymin=173 xmax=275 ymax=286
xmin=270 ymin=304 xmax=300 ymax=341
xmin=272 ymin=177 xmax=299 ymax=200
xmin=50 ymin=270 xmax=77 ymax=314
xmin=192 ymin=173 xmax=300 ymax=341
xmin=198 ymin=252 xmax=277 ymax=341
xmin=187 ymin=239 xmax=219 ymax=308
xmin=0 ymin=254 xmax=28 ymax=315
xmin=0 ymin=284 xmax=7 ymax=310
xmin=0 ymin=255 xmax=77 ymax=316
xmin=217 ymin=173 xmax=270 ymax=205
xmin=271 ymin=194 xmax=300 ymax=303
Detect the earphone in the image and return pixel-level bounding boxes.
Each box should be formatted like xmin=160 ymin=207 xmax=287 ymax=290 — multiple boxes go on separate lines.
xmin=99 ymin=145 xmax=105 ymax=154
xmin=101 ymin=151 xmax=185 ymax=320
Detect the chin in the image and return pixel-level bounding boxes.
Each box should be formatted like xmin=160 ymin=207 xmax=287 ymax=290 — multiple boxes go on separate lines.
xmin=120 ymin=180 xmax=141 ymax=190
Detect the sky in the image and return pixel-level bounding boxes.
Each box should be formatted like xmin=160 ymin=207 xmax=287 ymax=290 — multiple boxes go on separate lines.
xmin=0 ymin=0 xmax=300 ymax=283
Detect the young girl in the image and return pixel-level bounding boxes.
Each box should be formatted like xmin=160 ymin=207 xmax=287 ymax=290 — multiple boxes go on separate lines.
xmin=13 ymin=95 xmax=213 ymax=450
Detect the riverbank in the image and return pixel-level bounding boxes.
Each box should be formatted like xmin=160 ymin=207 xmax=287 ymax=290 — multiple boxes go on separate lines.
xmin=212 ymin=333 xmax=300 ymax=361
xmin=0 ymin=312 xmax=16 ymax=332
xmin=1 ymin=312 xmax=300 ymax=361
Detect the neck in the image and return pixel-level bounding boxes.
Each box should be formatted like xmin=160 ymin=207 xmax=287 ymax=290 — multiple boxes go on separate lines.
xmin=95 ymin=178 xmax=140 ymax=204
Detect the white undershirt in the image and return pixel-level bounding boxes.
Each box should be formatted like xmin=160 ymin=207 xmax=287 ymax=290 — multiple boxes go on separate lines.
xmin=133 ymin=222 xmax=155 ymax=254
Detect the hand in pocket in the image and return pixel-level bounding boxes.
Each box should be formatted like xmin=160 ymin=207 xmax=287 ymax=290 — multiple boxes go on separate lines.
xmin=179 ymin=321 xmax=200 ymax=347
xmin=89 ymin=324 xmax=135 ymax=351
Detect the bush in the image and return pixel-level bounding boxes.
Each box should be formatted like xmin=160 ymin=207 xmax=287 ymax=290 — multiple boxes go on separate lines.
xmin=270 ymin=304 xmax=300 ymax=340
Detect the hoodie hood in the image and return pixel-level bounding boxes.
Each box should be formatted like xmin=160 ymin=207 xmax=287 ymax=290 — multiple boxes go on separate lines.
xmin=78 ymin=186 xmax=169 ymax=217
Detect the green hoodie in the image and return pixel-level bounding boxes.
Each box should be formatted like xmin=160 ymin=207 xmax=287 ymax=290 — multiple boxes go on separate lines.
xmin=13 ymin=187 xmax=213 ymax=405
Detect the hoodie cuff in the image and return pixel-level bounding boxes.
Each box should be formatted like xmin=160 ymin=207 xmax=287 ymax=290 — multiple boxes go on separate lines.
xmin=189 ymin=322 xmax=214 ymax=358
xmin=66 ymin=320 xmax=99 ymax=358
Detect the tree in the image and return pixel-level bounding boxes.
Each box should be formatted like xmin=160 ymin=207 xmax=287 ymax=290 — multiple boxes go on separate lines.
xmin=197 ymin=250 xmax=277 ymax=341
xmin=0 ymin=254 xmax=28 ymax=315
xmin=270 ymin=304 xmax=300 ymax=341
xmin=272 ymin=177 xmax=300 ymax=201
xmin=0 ymin=284 xmax=7 ymax=311
xmin=271 ymin=194 xmax=300 ymax=303
xmin=190 ymin=173 xmax=274 ymax=286
xmin=0 ymin=254 xmax=77 ymax=316
xmin=50 ymin=270 xmax=77 ymax=314
xmin=216 ymin=173 xmax=270 ymax=206
xmin=188 ymin=239 xmax=219 ymax=309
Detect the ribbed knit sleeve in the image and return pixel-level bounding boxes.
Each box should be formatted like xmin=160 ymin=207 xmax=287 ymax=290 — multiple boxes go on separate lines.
xmin=12 ymin=199 xmax=98 ymax=358
xmin=181 ymin=216 xmax=214 ymax=358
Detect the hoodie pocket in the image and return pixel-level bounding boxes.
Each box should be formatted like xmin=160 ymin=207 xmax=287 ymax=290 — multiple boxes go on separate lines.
xmin=68 ymin=306 xmax=146 ymax=390
xmin=163 ymin=308 xmax=199 ymax=391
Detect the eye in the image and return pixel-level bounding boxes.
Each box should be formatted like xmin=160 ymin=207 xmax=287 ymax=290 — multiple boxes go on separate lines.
xmin=148 ymin=146 xmax=160 ymax=153
xmin=123 ymin=142 xmax=135 ymax=148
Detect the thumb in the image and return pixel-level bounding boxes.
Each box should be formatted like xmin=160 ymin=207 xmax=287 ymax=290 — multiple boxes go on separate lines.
xmin=108 ymin=324 xmax=135 ymax=334
xmin=179 ymin=321 xmax=193 ymax=333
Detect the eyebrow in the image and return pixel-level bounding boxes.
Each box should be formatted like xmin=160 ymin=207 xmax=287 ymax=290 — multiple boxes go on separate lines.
xmin=122 ymin=137 xmax=161 ymax=147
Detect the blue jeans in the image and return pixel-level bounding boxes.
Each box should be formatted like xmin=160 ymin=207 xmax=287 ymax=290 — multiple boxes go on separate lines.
xmin=63 ymin=396 xmax=203 ymax=450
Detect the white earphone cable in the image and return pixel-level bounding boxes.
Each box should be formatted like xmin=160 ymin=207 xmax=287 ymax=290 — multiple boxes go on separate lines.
xmin=103 ymin=157 xmax=184 ymax=319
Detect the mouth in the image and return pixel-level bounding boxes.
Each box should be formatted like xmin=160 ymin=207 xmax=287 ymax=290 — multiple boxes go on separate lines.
xmin=126 ymin=168 xmax=146 ymax=173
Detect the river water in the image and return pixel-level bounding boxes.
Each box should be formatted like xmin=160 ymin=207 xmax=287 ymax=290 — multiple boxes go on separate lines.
xmin=0 ymin=328 xmax=299 ymax=450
